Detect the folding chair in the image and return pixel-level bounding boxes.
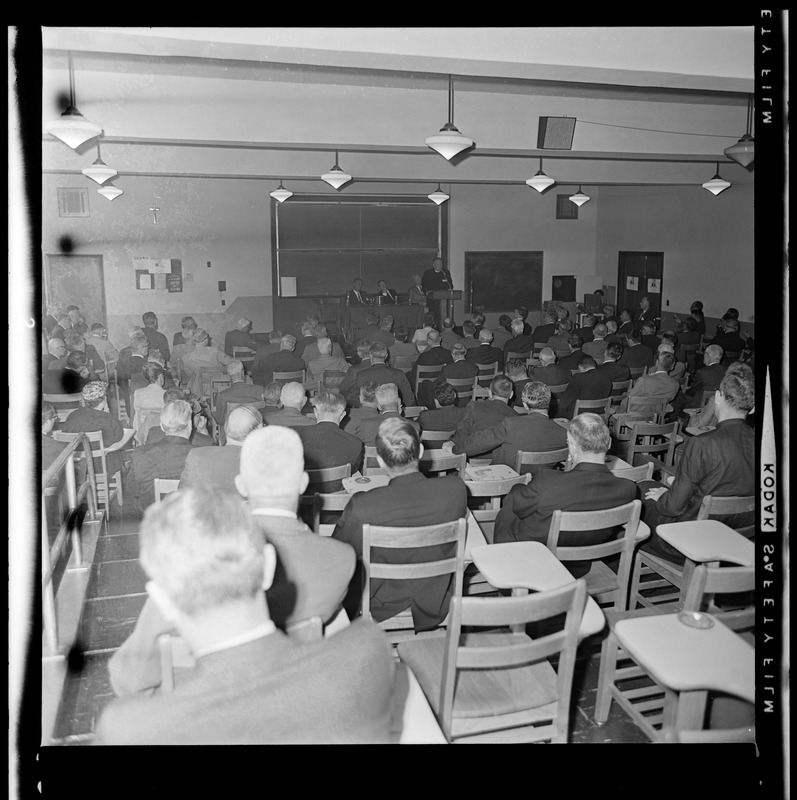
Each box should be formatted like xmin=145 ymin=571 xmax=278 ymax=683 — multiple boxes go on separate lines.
xmin=445 ymin=377 xmax=475 ymax=407
xmin=465 ymin=473 xmax=530 ymax=513
xmin=609 ymin=380 xmax=632 ymax=406
xmin=419 ymin=452 xmax=466 ymax=479
xmin=44 ymin=392 xmax=84 ymax=422
xmin=299 ymin=491 xmax=354 ymax=536
xmin=419 ymin=429 xmax=455 ymax=450
xmin=232 ymin=346 xmax=256 ymax=373
xmin=304 ymin=463 xmax=352 ymax=493
xmin=573 ymin=396 xmax=613 ymax=422
xmin=415 ymin=364 xmax=444 ymax=394
xmin=515 ymin=446 xmax=569 ymax=474
xmin=273 ymin=369 xmax=306 ymax=386
xmin=475 ymin=361 xmax=499 ymax=389
xmin=154 ymin=478 xmax=181 ymax=502
xmin=615 ymin=420 xmax=680 ymax=468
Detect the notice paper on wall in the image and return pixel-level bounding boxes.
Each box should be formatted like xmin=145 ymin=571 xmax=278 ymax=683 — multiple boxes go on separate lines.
xmin=136 ymin=270 xmax=154 ymax=290
xmin=647 ymin=278 xmax=661 ymax=294
xmin=626 ymin=276 xmax=639 ymax=291
xmin=281 ymin=276 xmax=297 ymax=297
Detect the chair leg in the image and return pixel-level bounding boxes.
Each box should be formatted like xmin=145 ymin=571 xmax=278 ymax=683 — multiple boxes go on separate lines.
xmin=594 ymin=631 xmax=619 ymax=724
xmin=115 ymin=469 xmax=124 ymax=507
xmin=629 ymin=552 xmax=645 ymax=609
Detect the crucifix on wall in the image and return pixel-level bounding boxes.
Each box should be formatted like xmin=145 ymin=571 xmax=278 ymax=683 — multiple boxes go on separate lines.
xmin=149 ymin=203 xmax=160 ymax=224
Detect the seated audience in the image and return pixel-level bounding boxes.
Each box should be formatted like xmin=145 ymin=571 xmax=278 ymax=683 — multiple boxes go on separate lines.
xmin=305 ymin=337 xmax=350 ymax=392
xmin=492 ymin=412 xmax=637 ymax=577
xmin=574 ymin=314 xmax=595 ymax=344
xmin=339 ymin=342 xmax=415 ymax=408
xmin=466 ymin=328 xmax=503 ymax=368
xmin=141 ymin=312 xmax=171 ymax=365
xmin=213 ymin=359 xmax=265 ymax=425
xmin=640 ymin=321 xmax=660 ymax=354
xmin=417 ymin=381 xmax=466 ymax=437
xmin=181 ymin=328 xmax=234 ymax=397
xmin=637 ymin=295 xmax=656 ymax=325
xmin=439 ymin=317 xmax=463 ymax=350
xmin=617 ymin=328 xmax=655 ymax=369
xmin=351 ymin=383 xmax=419 ymax=447
xmin=301 ymin=325 xmax=346 ymax=365
xmin=604 ymin=319 xmax=622 ymax=345
xmin=674 ymin=316 xmax=701 ymax=361
xmin=223 ymin=317 xmax=257 ymax=357
xmin=294 ymin=321 xmax=317 ymax=360
xmin=49 ymin=313 xmax=73 ymax=342
xmin=460 ymin=319 xmax=480 ymax=349
xmin=43 ymin=337 xmax=68 ymax=372
xmin=531 ymin=312 xmax=557 ymax=347
xmin=557 ymin=355 xmax=613 ymax=420
xmin=657 ymin=341 xmax=686 ymax=383
xmin=44 ymin=351 xmax=97 ymax=395
xmin=617 ymin=351 xmax=681 ymax=415
xmin=260 ymin=381 xmax=282 ymax=421
xmin=143 ymin=388 xmax=214 ymax=448
xmin=170 ymin=319 xmax=197 ymax=379
xmin=96 ymin=482 xmax=393 ymax=744
xmin=545 ymin=318 xmax=573 ymax=354
xmin=671 ymin=344 xmax=727 ymax=418
xmin=65 ymin=331 xmax=106 ymax=377
xmin=513 ymin=306 xmax=533 ymax=337
xmin=252 ymin=334 xmax=305 ymax=387
xmin=582 ymin=323 xmax=608 ymax=363
xmin=411 ymin=313 xmax=436 ymax=346
xmin=504 ymin=359 xmax=532 ymax=409
xmin=596 ymin=341 xmax=631 ymax=383
xmin=471 ymin=311 xmax=487 ymax=338
xmin=65 ymin=305 xmax=88 ymax=336
xmin=451 ymin=374 xmax=518 ymax=446
xmin=709 ymin=315 xmax=748 ymax=357
xmin=558 ymin=334 xmax=586 ymax=373
xmin=264 ymin=382 xmax=315 ymax=428
xmin=333 ymin=417 xmax=468 ymax=632
xmin=691 ymin=362 xmax=754 ymax=429
xmin=132 ymin=364 xmax=166 ymax=445
xmin=502 ymin=317 xmax=534 ymax=361
xmin=530 ymin=347 xmax=571 ymax=388
xmin=616 ymin=308 xmax=635 ymax=337
xmin=388 ymin=326 xmax=419 ymax=365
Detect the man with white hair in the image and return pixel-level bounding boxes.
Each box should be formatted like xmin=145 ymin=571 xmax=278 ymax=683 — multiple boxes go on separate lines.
xmin=351 ymin=383 xmax=419 ymax=447
xmin=131 ymin=399 xmax=196 ymax=511
xmin=465 ymin=328 xmax=503 ymax=368
xmin=301 ymin=325 xmax=346 ymax=365
xmin=181 ymin=328 xmax=234 ymax=396
xmin=264 ymin=382 xmax=315 ymax=427
xmin=213 ymin=359 xmax=265 ymax=425
xmin=97 ymin=484 xmax=394 ymax=743
xmin=493 ymin=413 xmax=637 ymax=577
xmin=339 ymin=341 xmax=415 ymax=408
xmin=502 ymin=317 xmax=534 ymax=362
xmin=685 ymin=344 xmax=728 ymax=403
xmin=43 ymin=337 xmax=67 ymax=372
xmin=224 ymin=317 xmax=257 ymax=357
xmin=305 ymin=336 xmax=350 ymax=391
xmin=171 ymin=316 xmax=198 ymax=348
xmin=617 ymin=351 xmax=681 ymax=415
xmin=582 ymin=323 xmax=608 ymax=363
xmin=531 ymin=311 xmax=557 ymax=347
xmin=439 ymin=317 xmax=463 ymax=350
xmin=252 ymin=334 xmax=305 ymax=387
xmin=530 ymin=347 xmax=571 ymax=389
xmin=181 ymin=405 xmax=263 ymax=493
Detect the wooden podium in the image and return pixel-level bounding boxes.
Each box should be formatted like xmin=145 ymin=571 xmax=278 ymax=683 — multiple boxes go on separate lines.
xmin=428 ymin=290 xmax=462 ymax=322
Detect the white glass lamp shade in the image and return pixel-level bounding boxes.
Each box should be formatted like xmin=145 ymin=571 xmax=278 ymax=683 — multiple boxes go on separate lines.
xmin=569 ymin=187 xmax=590 ymax=206
xmin=97 ymin=184 xmax=123 ymax=201
xmin=702 ymin=174 xmax=731 ymax=195
xmin=82 ymin=157 xmax=117 ymax=185
xmin=425 ymin=123 xmax=474 ymax=160
xmin=723 ymin=135 xmax=754 ymax=168
xmin=526 ymin=171 xmax=556 ymax=192
xmin=321 ymin=166 xmax=352 ymax=189
xmin=270 ymin=183 xmax=293 ymax=203
xmin=44 ymin=108 xmax=103 ymax=150
xmin=427 ymin=186 xmax=450 ymax=205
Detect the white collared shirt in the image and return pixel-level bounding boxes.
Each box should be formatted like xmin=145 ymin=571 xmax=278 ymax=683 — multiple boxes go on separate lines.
xmin=193 ymin=620 xmax=277 ymax=658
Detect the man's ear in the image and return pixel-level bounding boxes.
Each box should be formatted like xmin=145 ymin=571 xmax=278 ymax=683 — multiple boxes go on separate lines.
xmin=146 ymin=580 xmax=181 ymax=625
xmin=298 ymin=470 xmax=310 ymax=495
xmin=262 ymin=543 xmax=277 ymax=591
xmin=234 ymin=473 xmax=248 ymax=499
xmin=417 ymin=442 xmax=425 ymax=460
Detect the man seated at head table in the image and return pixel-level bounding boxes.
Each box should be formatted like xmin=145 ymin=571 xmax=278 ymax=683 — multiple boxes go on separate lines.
xmin=332 ymin=417 xmax=468 ymax=632
xmin=492 ymin=412 xmax=638 ymax=577
xmin=639 ymin=368 xmax=755 ymax=564
xmin=180 ymin=405 xmax=263 ymax=494
xmin=444 ymin=380 xmax=566 ymax=473
xmin=96 ymin=484 xmax=394 ymax=743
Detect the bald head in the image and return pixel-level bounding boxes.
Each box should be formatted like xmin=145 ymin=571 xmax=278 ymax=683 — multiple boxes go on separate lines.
xmin=704 ymin=344 xmax=724 ymax=365
xmin=426 ymin=330 xmax=441 ymax=347
xmin=236 ymin=426 xmax=307 ymax=506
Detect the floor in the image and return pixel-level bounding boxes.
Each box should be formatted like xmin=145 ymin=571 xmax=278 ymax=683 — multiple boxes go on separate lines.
xmin=50 ymin=496 xmax=650 ymax=746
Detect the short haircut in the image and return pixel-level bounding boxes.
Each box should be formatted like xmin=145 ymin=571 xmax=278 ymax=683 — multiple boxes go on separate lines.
xmin=181 ymin=316 xmax=197 ymax=331
xmin=375 ymin=417 xmax=420 ymax=467
xmin=441 ymin=317 xmax=454 ymax=330
xmin=47 ymin=338 xmax=65 ymax=356
xmin=683 ymin=317 xmax=698 ymax=332
xmin=498 ymin=314 xmax=513 ymax=329
xmin=490 ymin=375 xmax=513 ymax=399
xmin=568 ymin=333 xmax=584 ymax=349
xmin=522 ymin=381 xmax=551 ymax=410
xmin=313 ymin=325 xmax=328 ymax=338
xmin=66 ymin=305 xmax=80 ymax=314
xmin=422 ymin=312 xmax=435 ymax=327
xmin=472 ymin=312 xmax=486 ymax=325
xmin=143 ymin=363 xmax=164 ymax=384
xmin=300 ymin=322 xmax=315 ymax=337
xmin=433 ymin=381 xmax=457 ymax=407
xmin=380 ymin=316 xmax=394 ymax=331
xmin=503 ymin=359 xmax=528 ymax=380
xmin=240 ymin=426 xmax=305 ymax=504
xmin=193 ymin=328 xmax=210 ymax=344
xmin=42 ymin=402 xmax=57 ymax=425
xmin=426 ymin=330 xmax=441 ymax=346
xmin=148 ymin=351 xmax=166 ymax=368
xmin=555 ymin=307 xmax=569 ymax=319
xmin=641 ymin=322 xmax=656 ymax=335
xmin=621 ymin=308 xmax=635 ymax=320
xmin=577 ymin=354 xmax=598 ymax=370
xmin=556 ymin=319 xmax=573 ymax=334
xmin=625 ymin=329 xmax=642 ymax=344
xmin=463 ymin=320 xmax=476 ymax=334
xmin=66 ymin=351 xmax=88 ymax=369
xmin=140 ymin=488 xmax=263 ymax=616
xmin=606 ymin=320 xmax=618 ymax=333
xmin=160 ymin=399 xmax=192 ymax=434
xmin=269 ymin=329 xmax=283 ymax=343
xmin=723 ymin=316 xmax=740 ymax=331
xmin=451 ymin=342 xmax=466 ymax=357
xmin=262 ymin=382 xmax=282 ymax=405
xmin=394 ymin=326 xmax=409 ymax=343
xmin=91 ymin=323 xmax=105 ymax=333
xmin=313 ymin=390 xmax=346 ymax=416
xmin=704 ymin=344 xmax=724 ymax=363
xmin=539 ymin=347 xmax=556 ymax=364
xmin=130 ymin=333 xmax=149 ymax=353
xmin=725 ymin=308 xmax=740 ymax=319
xmin=163 ymin=387 xmax=186 ymax=403
xmin=657 ymin=341 xmax=675 ymax=354
xmin=568 ymin=413 xmax=611 ymax=454
xmin=353 ymin=277 xmax=363 ymax=285
xmin=511 ymin=318 xmax=525 ymax=334
xmin=226 ymin=359 xmax=244 ymax=376
xmin=280 ymin=334 xmax=297 ymax=349
xmin=225 ymin=405 xmax=262 ymax=442
xmin=280 ymin=382 xmax=306 ymax=409
xmin=478 ymin=328 xmax=494 ymax=343
xmin=375 ymin=382 xmax=400 ymax=409
xmin=356 ymin=339 xmax=371 ymax=356
xmin=657 ymin=351 xmax=676 ymax=371
xmin=719 ymin=369 xmax=755 ymax=413
xmin=369 ymin=341 xmax=388 ymax=360
xmin=592 ymin=323 xmax=607 ymax=338
xmin=690 ymin=301 xmax=704 ymax=312
xmin=365 ymin=311 xmax=380 ymax=326
xmin=65 ymin=332 xmax=84 ymax=349
xmin=660 ymin=331 xmax=677 ymax=345
xmin=142 ymin=311 xmax=157 ymax=324
xmin=515 ymin=305 xmax=528 ymax=319
xmin=604 ymin=341 xmax=624 ymax=361
xmin=359 ymin=380 xmax=379 ymax=404
xmin=317 ymin=337 xmax=332 ymax=355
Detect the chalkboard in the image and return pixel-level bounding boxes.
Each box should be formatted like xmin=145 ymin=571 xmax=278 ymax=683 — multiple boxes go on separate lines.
xmin=465 ymin=251 xmax=543 ymax=313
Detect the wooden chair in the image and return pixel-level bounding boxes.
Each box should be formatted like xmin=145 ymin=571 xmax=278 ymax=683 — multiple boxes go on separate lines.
xmin=363 ymin=445 xmax=387 ymax=476
xmin=304 ymin=463 xmax=352 ymax=491
xmin=43 ymin=393 xmax=84 ymax=422
xmin=419 ymin=429 xmax=455 ymax=450
xmin=445 ymin=377 xmax=475 ymax=407
xmin=618 ymin=420 xmax=681 ymax=468
xmin=505 ymin=350 xmax=532 ymax=365
xmin=628 ymin=366 xmax=647 ymax=383
xmin=573 ymin=396 xmax=613 ymax=422
xmin=475 ymin=361 xmax=499 ymax=388
xmin=317 ymin=369 xmax=348 ymax=394
xmin=470 ymin=508 xmax=500 ymax=545
xmin=196 ymin=367 xmax=228 ymax=403
xmin=300 ymin=491 xmax=354 ymax=535
xmin=232 ymin=346 xmax=256 ymax=372
xmin=396 ymin=579 xmax=587 ymax=743
xmin=361 ymin=517 xmax=467 ymax=644
xmin=611 ymin=462 xmax=655 ymax=483
xmin=419 ymin=452 xmax=466 ymax=479
xmin=465 ymin=473 xmax=530 ymax=511
xmin=273 ymin=369 xmax=306 ymax=385
xmin=52 ymin=430 xmax=123 ymax=518
xmin=629 ymin=495 xmax=756 ymax=610
xmin=515 ymin=446 xmax=569 ymax=474
xmin=546 ymin=499 xmax=642 ymax=611
xmin=391 ymin=354 xmax=417 ymax=373
xmin=402 ymin=406 xmax=425 ymax=420
xmin=104 ymin=360 xmax=123 ymax=421
xmin=679 ymin=343 xmax=701 ymax=373
xmin=415 ymin=364 xmax=444 ymax=393
xmin=609 ymin=380 xmax=632 ymax=406
xmin=154 ymin=478 xmax=181 ymax=502
xmin=595 ymin=562 xmax=754 ymax=742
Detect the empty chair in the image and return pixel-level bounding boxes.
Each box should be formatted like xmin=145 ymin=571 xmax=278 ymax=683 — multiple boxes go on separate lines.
xmin=475 ymin=362 xmax=499 ymax=388
xmin=361 ymin=517 xmax=467 ymax=644
xmin=154 ymin=478 xmax=181 ymax=502
xmin=514 ymin=446 xmax=569 ymax=474
xmin=415 ymin=364 xmax=445 ymax=394
xmin=573 ymin=396 xmax=612 ymax=422
xmin=419 ymin=451 xmax=466 ymax=479
xmin=396 ymin=580 xmax=587 ymax=743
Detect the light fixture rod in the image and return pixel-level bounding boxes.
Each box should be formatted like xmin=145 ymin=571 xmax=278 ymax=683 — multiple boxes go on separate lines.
xmin=448 ymin=75 xmax=454 ymax=125
xmin=68 ymin=52 xmax=76 ymax=107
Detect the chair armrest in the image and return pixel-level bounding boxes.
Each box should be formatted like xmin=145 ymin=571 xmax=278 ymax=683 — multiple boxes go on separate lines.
xmin=636 ymin=453 xmax=677 ymax=479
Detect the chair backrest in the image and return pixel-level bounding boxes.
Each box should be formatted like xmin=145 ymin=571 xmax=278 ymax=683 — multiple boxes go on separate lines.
xmin=362 ymin=445 xmax=387 ymax=475
xmin=546 ymin=499 xmax=642 ymax=610
xmin=305 ymin=463 xmax=352 ymax=486
xmin=402 ymin=405 xmax=424 ymax=420
xmin=429 ymin=579 xmax=587 ymax=743
xmin=209 ymin=376 xmax=233 ymax=412
xmin=361 ymin=517 xmax=467 ymax=623
xmin=273 ymin=369 xmax=306 ymax=384
xmin=697 ymin=494 xmax=755 ymax=538
xmin=419 ymin=452 xmax=466 ymax=478
xmin=391 ymin=354 xmax=417 ymax=372
xmin=445 ymin=377 xmax=475 ymax=406
xmin=475 ymin=362 xmax=499 ymax=387
xmin=625 ymin=420 xmax=680 ymax=467
xmin=573 ymin=396 xmax=612 ymax=421
xmin=465 ymin=473 xmax=531 ymax=511
xmin=52 ymin=429 xmax=109 ymax=474
xmin=610 ymin=380 xmax=632 ymax=404
xmin=611 ymin=462 xmax=655 ymax=482
xmin=318 ymin=370 xmax=348 ymax=393
xmin=505 ymin=351 xmax=530 ymax=364
xmin=515 ymin=446 xmax=569 ymax=473
xmin=683 ymin=562 xmax=755 ymax=630
xmin=43 ymin=393 xmax=85 ymax=421
xmin=625 ymin=396 xmax=668 ymax=423
xmin=232 ymin=346 xmax=256 ymax=371
xmin=154 ymin=478 xmax=181 ymax=502
xmin=419 ymin=429 xmax=455 ymax=446
xmin=470 ymin=508 xmax=500 ymax=544
xmin=415 ymin=364 xmax=445 ymax=393
xmin=306 ymin=491 xmax=354 ymax=533
xmin=547 ymin=383 xmax=569 ymax=394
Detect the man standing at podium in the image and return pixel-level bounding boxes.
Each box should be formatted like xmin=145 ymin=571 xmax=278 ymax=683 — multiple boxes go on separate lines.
xmin=422 ymin=257 xmax=454 ymax=326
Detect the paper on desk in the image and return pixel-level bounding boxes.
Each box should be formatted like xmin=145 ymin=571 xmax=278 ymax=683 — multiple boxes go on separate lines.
xmin=464 ymin=464 xmax=519 ymax=481
xmin=342 ymin=475 xmax=391 ymax=493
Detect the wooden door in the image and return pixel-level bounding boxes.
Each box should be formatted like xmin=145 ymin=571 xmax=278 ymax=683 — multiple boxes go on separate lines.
xmin=617 ymin=252 xmax=664 ymax=324
xmin=45 ymin=254 xmax=107 ymax=328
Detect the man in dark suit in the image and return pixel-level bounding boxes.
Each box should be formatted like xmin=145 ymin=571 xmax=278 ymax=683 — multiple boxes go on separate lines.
xmin=531 ymin=312 xmax=557 ymax=347
xmin=557 ymin=355 xmax=613 ymax=419
xmin=213 ymin=360 xmax=265 ymax=425
xmin=339 ymin=342 xmax=415 ymax=408
xmin=493 ymin=412 xmax=638 ymax=577
xmin=709 ymin=316 xmax=748 ymax=357
xmin=558 ymin=334 xmax=586 ymax=373
xmin=374 ymin=279 xmax=400 ymax=305
xmin=670 ymin=344 xmax=728 ymax=419
xmin=574 ymin=314 xmax=595 ymax=344
xmin=582 ymin=324 xmax=608 ymax=363
xmin=502 ymin=318 xmax=534 ymax=361
xmin=345 ymin=277 xmax=369 ymax=305
xmin=640 ymin=322 xmax=660 ymax=354
xmin=503 ymin=359 xmax=532 ymax=409
xmin=617 ymin=329 xmax=655 ymax=370
xmin=412 ymin=330 xmax=454 ymax=405
xmin=224 ymin=317 xmax=258 ymax=357
xmin=439 ymin=341 xmax=478 ymax=382
xmin=96 ymin=482 xmax=394 ymax=744
xmin=445 ymin=381 xmax=566 ymax=471
xmin=180 ymin=405 xmax=262 ymax=493
xmin=636 ymin=296 xmax=656 ymax=326
xmin=616 ymin=308 xmax=635 ymax=338
xmin=466 ymin=328 xmax=503 ymax=370
xmin=450 ymin=375 xmax=518 ymax=451
xmin=295 ymin=391 xmax=364 ymax=492
xmin=131 ymin=399 xmax=196 ymax=512
xmin=597 ymin=341 xmax=632 ymax=384
xmin=420 ymin=256 xmax=454 ymax=298
xmin=293 ymin=321 xmax=317 ymax=360
xmin=141 ymin=311 xmax=171 ymax=364
xmin=343 ymin=381 xmax=382 ymax=440
xmin=417 ymin=381 xmax=466 ymax=437
xmin=264 ymin=382 xmax=315 ymax=428
xmin=116 ymin=332 xmax=150 ymax=417
xmin=252 ymin=334 xmax=305 ymax=386
xmin=513 ymin=306 xmax=533 ymax=337
xmin=333 ymin=417 xmax=468 ymax=632
xmin=351 ymin=383 xmax=420 ymax=447
xmin=530 ymin=347 xmax=571 ymax=388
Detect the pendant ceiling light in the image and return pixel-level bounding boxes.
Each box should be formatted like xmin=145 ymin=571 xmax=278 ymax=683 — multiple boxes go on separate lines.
xmin=321 ymin=151 xmax=352 ymax=189
xmin=425 ymin=75 xmax=474 ymax=160
xmin=525 ymin=158 xmax=556 ymax=192
xmin=44 ymin=52 xmax=103 ymax=150
xmin=97 ymin=184 xmax=123 ymax=201
xmin=270 ymin=181 xmax=293 ymax=203
xmin=427 ymin=184 xmax=450 ymax=205
xmin=569 ymin=186 xmax=590 ymax=206
xmin=723 ymin=94 xmax=755 ymax=169
xmin=702 ymin=162 xmax=731 ymax=195
xmin=81 ymin=140 xmax=117 ymax=185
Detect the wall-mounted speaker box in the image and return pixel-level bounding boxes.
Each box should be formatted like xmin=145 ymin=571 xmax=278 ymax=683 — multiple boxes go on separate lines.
xmin=552 ymin=275 xmax=576 ymax=302
xmin=537 ymin=117 xmax=577 ymax=150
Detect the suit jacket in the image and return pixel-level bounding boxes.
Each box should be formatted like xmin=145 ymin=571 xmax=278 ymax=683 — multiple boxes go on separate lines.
xmin=558 ymin=349 xmax=585 ymax=373
xmin=641 ymin=334 xmax=661 ymax=353
xmin=618 ymin=344 xmax=655 ymax=369
xmin=511 ymin=378 xmax=532 ymax=408
xmin=503 ymin=334 xmax=534 ymax=359
xmin=545 ymin=333 xmax=571 ymax=353
xmin=301 ymin=340 xmax=346 ymax=365
xmin=421 ymin=267 xmax=454 ymax=295
xmin=345 ymin=288 xmax=370 ymax=305
xmin=213 ymin=380 xmax=266 ymax=424
xmin=440 ymin=359 xmax=479 ymax=381
xmin=294 ymin=335 xmax=317 ymax=359
xmin=342 ymin=405 xmax=383 ymax=440
xmin=179 ymin=444 xmax=241 ymax=493
xmin=339 ymin=363 xmax=415 ymax=408
xmin=453 ymin=399 xmax=518 ymax=447
xmin=223 ymin=328 xmax=257 ymax=357
xmin=558 ymin=369 xmax=614 ymax=419
xmin=353 ymin=411 xmax=420 ymax=447
xmin=440 ymin=329 xmax=464 ymax=350
xmin=252 ymin=349 xmax=305 ymax=386
xmin=407 ymin=284 xmax=427 ymax=306
xmin=295 ymin=421 xmax=364 ymax=491
xmin=465 ymin=344 xmax=503 ymax=368
xmin=145 ymin=425 xmax=215 ymax=448
xmin=264 ymin=407 xmax=316 ymax=428
xmin=686 ymin=363 xmax=728 ymax=402
xmin=60 ymin=406 xmax=128 ymax=475
xmin=529 ymin=363 xmax=571 ymax=389
xmin=305 ymin=354 xmax=350 ymax=389
xmin=115 ymin=350 xmax=147 ymax=382
xmin=96 ymin=618 xmax=394 ymax=745
xmin=332 ymin=471 xmax=467 ymax=631
xmin=574 ymin=325 xmax=595 ymax=343
xmin=373 ymin=288 xmax=400 ymax=304
xmin=494 ymin=462 xmax=638 ymax=576
xmin=617 ymin=321 xmax=635 ymax=337
xmin=597 ymin=361 xmax=632 ymax=384
xmin=415 ymin=346 xmax=454 ymax=372
xmin=622 ymin=370 xmax=680 ymax=412
xmin=131 ymin=435 xmax=195 ymax=509
xmin=363 ymin=325 xmax=395 ymax=349
xmin=452 ymin=410 xmax=567 ymax=471
xmin=531 ymin=323 xmax=556 ymax=346
xmin=181 ymin=346 xmax=234 ymax=396
xmin=709 ymin=331 xmax=747 ymax=355
xmin=417 ymin=405 xmax=466 ymax=436
xmin=142 ymin=328 xmax=171 ymax=364
xmin=582 ymin=339 xmax=608 ymax=362
xmin=637 ymin=308 xmax=656 ymax=325
xmin=489 ymin=327 xmax=513 ymax=350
